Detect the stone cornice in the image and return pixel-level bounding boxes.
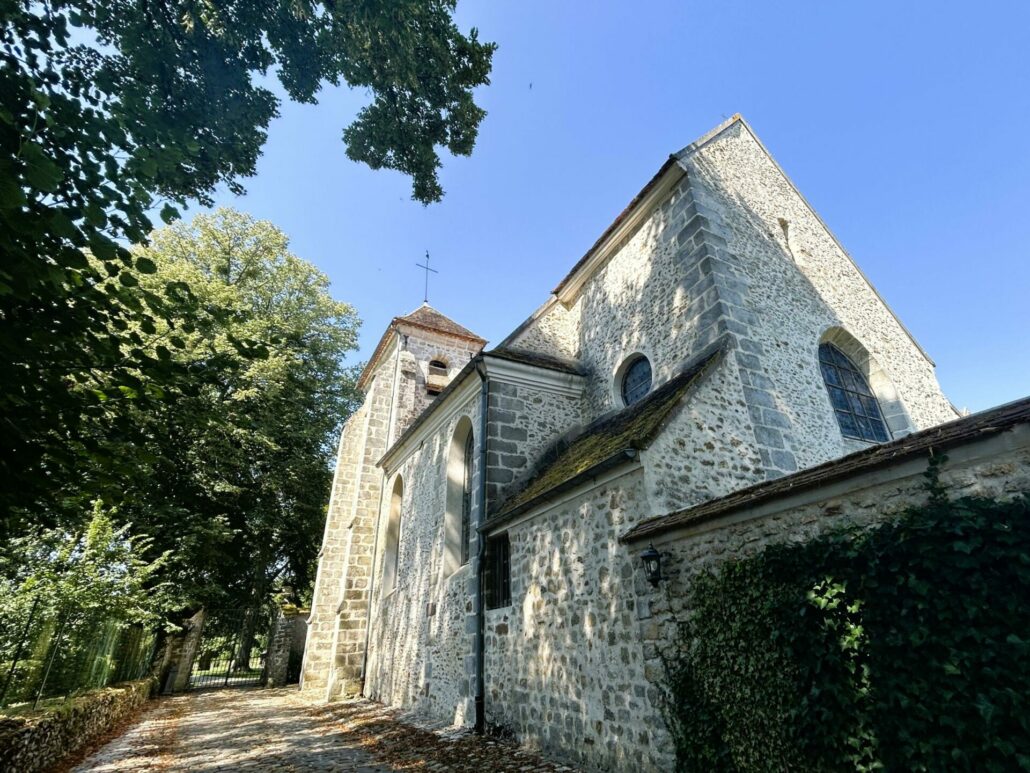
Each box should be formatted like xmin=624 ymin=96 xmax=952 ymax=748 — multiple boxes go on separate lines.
xmin=553 ymin=157 xmax=685 ymax=307
xmin=378 ymin=351 xmax=587 ymax=474
xmin=481 ymin=354 xmax=586 ymax=398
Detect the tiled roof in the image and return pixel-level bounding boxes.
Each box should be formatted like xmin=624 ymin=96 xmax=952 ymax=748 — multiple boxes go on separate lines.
xmin=621 ymin=394 xmax=1030 ymax=543
xmin=491 ymin=341 xmax=727 ymax=523
xmin=357 ymin=303 xmax=485 ymax=390
xmin=397 ymin=303 xmax=486 ymax=343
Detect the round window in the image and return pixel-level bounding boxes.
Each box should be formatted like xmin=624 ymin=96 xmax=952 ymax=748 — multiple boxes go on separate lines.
xmin=620 ymin=356 xmax=652 ymax=406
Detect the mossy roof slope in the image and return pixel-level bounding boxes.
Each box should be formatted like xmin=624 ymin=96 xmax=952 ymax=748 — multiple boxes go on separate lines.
xmin=494 ymin=344 xmax=725 ymax=519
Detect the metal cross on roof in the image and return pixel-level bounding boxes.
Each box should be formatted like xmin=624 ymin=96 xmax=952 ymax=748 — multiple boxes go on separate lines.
xmin=415 ymin=250 xmax=438 ymax=303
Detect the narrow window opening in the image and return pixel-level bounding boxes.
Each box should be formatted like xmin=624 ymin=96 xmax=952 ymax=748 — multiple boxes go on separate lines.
xmin=383 ymin=477 xmax=403 ymax=593
xmin=427 ymin=359 xmax=449 ymax=396
xmin=485 ymin=533 xmax=511 ymax=609
xmin=461 ymin=431 xmax=474 ymax=565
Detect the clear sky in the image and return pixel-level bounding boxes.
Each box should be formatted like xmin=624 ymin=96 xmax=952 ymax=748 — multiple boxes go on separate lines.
xmin=198 ymin=0 xmax=1030 ymax=413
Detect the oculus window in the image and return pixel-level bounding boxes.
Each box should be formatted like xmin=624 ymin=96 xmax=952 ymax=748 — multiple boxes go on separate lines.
xmin=620 ymin=355 xmax=653 ymax=407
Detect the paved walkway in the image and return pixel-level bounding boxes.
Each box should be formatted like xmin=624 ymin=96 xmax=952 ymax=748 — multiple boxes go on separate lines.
xmin=72 ymin=688 xmax=573 ymax=772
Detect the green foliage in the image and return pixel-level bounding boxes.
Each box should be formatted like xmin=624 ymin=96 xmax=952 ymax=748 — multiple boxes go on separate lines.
xmin=661 ymin=475 xmax=1030 ymax=771
xmin=0 ymin=501 xmax=170 ymax=629
xmin=0 ymin=502 xmax=166 ymax=705
xmin=60 ymin=209 xmax=361 ymax=610
xmin=1 ymin=0 xmax=493 ymax=527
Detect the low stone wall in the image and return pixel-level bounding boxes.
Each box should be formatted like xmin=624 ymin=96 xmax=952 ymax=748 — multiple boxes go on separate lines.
xmin=626 ymin=421 xmax=1030 ymax=769
xmin=0 ymin=678 xmax=153 ymax=773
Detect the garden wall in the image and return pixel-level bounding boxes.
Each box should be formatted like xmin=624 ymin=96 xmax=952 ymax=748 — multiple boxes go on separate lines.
xmin=0 ymin=678 xmax=152 ymax=773
xmin=623 ymin=402 xmax=1030 ymax=770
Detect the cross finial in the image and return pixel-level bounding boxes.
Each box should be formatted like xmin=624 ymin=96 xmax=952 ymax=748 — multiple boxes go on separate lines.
xmin=415 ymin=250 xmax=438 ymax=303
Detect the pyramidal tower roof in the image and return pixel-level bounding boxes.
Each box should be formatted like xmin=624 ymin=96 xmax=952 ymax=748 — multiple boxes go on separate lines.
xmin=395 ymin=302 xmax=485 ymax=343
xmin=357 ymin=303 xmax=485 ymax=389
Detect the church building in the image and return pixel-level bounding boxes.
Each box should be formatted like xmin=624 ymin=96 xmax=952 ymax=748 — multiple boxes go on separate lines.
xmin=301 ymin=115 xmax=976 ymax=769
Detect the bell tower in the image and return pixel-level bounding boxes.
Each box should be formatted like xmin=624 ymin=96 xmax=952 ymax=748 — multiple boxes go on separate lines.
xmin=301 ymin=304 xmax=484 ymax=700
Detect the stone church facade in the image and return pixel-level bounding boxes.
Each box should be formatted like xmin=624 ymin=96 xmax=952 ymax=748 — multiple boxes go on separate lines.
xmin=301 ymin=116 xmax=1020 ymax=770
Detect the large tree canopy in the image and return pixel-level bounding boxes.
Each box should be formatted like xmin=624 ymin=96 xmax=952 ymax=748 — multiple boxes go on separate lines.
xmin=0 ymin=1 xmax=494 ymax=525
xmin=63 ymin=209 xmax=361 ymax=609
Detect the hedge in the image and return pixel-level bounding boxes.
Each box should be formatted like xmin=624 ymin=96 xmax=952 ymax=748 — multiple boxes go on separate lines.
xmin=661 ymin=468 xmax=1030 ymax=772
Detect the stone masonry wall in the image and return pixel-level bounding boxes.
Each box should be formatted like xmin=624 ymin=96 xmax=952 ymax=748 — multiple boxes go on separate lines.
xmin=302 ymin=406 xmax=366 ymax=695
xmin=534 ymin=178 xmax=707 ymax=422
xmin=508 ymin=119 xmax=956 ymax=489
xmin=266 ymin=607 xmax=307 ymax=688
xmin=683 ymin=120 xmax=957 ymax=468
xmin=508 ymin=300 xmax=581 ymax=361
xmin=305 ymin=323 xmax=482 ymax=702
xmin=641 ymin=362 xmax=766 ymax=515
xmin=395 ymin=330 xmax=482 ymax=441
xmin=364 ymin=395 xmax=482 ymax=727
xmin=484 ymin=467 xmax=669 ymax=771
xmin=487 ymin=424 xmax=1029 ymax=772
xmin=0 ymin=679 xmax=153 ymax=773
xmin=485 ymin=380 xmax=584 ymax=515
xmin=510 ymin=170 xmax=801 ymax=483
xmin=303 ymin=340 xmax=398 ymax=699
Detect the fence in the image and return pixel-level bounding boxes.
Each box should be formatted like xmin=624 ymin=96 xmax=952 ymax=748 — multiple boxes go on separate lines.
xmin=187 ymin=607 xmax=273 ymax=690
xmin=0 ymin=599 xmax=156 ymax=712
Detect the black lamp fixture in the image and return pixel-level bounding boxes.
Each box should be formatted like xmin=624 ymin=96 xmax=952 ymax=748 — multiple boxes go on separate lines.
xmin=640 ymin=543 xmax=662 ymax=586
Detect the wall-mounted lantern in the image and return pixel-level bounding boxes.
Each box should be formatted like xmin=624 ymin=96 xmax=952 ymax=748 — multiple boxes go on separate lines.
xmin=640 ymin=543 xmax=662 ymax=587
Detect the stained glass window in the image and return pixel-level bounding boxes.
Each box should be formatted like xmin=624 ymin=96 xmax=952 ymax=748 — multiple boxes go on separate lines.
xmin=621 ymin=356 xmax=652 ymax=406
xmin=819 ymin=343 xmax=889 ymax=443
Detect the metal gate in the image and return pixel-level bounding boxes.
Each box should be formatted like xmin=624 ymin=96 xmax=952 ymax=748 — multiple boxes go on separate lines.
xmin=188 ymin=608 xmax=274 ymax=690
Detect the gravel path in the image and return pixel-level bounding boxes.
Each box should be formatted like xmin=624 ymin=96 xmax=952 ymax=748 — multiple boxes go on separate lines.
xmin=72 ymin=688 xmax=573 ymax=772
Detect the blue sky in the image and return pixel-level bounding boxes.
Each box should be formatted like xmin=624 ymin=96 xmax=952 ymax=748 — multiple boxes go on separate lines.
xmin=199 ymin=0 xmax=1030 ymax=413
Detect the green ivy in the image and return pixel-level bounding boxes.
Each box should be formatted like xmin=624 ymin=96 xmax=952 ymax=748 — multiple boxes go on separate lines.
xmin=660 ymin=464 xmax=1030 ymax=772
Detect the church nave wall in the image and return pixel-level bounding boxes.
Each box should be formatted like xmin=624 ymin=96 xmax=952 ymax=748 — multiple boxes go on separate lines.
xmin=364 ymin=396 xmax=481 ymax=726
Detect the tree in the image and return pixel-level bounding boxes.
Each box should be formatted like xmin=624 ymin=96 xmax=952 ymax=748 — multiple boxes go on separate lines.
xmin=0 ymin=1 xmax=494 ymax=526
xmin=64 ymin=209 xmax=361 ymax=612
xmin=0 ymin=501 xmax=170 ymax=703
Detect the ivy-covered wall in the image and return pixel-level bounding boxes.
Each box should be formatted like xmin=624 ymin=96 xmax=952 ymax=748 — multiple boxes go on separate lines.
xmin=657 ymin=476 xmax=1030 ymax=771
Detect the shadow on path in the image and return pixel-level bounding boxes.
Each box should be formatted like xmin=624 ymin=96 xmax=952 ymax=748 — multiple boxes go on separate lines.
xmin=73 ymin=688 xmax=392 ymax=772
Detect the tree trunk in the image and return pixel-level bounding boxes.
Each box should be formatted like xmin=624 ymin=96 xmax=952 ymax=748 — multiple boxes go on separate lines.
xmin=233 ymin=612 xmax=255 ymax=672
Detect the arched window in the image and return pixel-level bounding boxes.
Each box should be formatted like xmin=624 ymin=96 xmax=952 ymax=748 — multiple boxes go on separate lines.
xmin=619 ymin=355 xmax=653 ymax=407
xmin=443 ymin=417 xmax=474 ymax=576
xmin=819 ymin=343 xmax=889 ymax=443
xmin=460 ymin=431 xmax=474 ymax=565
xmin=382 ymin=476 xmax=403 ymax=594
